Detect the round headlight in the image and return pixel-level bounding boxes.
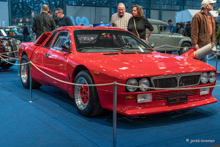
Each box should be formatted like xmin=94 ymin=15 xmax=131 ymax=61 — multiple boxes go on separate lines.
xmin=126 ymin=79 xmax=138 ymax=92
xmin=201 ymin=72 xmax=208 ymax=84
xmin=139 ymin=78 xmax=150 ymax=91
xmin=209 ymin=71 xmax=216 ymax=83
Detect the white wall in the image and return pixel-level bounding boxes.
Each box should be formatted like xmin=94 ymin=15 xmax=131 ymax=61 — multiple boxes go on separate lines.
xmin=66 ymin=5 xmax=110 ymax=25
xmin=150 ymin=10 xmax=177 ymax=24
xmin=0 ymin=2 xmax=9 ymax=27
xmin=162 ymin=11 xmax=177 ymax=24
xmin=150 ymin=10 xmax=159 ymax=20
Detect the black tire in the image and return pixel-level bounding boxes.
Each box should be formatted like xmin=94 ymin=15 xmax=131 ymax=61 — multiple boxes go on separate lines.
xmin=179 ymin=42 xmax=192 ymax=55
xmin=1 ymin=61 xmax=15 ymax=69
xmin=74 ymin=70 xmax=103 ymax=117
xmin=20 ymin=55 xmax=41 ymax=89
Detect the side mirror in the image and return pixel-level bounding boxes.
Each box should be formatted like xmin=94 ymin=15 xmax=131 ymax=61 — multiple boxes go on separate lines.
xmin=61 ymin=43 xmax=70 ymax=52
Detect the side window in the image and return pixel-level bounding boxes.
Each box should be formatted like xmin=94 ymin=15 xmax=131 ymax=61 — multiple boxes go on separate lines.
xmin=160 ymin=25 xmax=171 ymax=34
xmin=44 ymin=31 xmax=57 ymax=48
xmin=52 ymin=31 xmax=69 ymax=51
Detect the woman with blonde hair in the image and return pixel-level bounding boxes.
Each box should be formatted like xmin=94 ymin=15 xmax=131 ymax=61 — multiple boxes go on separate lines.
xmin=127 ymin=5 xmax=153 ymax=42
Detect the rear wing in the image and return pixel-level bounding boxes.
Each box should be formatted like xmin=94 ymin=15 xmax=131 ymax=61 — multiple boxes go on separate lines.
xmin=34 ymin=32 xmax=52 ymax=46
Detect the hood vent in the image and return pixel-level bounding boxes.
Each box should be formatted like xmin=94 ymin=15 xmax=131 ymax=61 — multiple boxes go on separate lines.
xmin=138 ymin=51 xmax=151 ymax=54
xmin=103 ymin=53 xmax=119 ymax=55
xmin=121 ymin=52 xmax=136 ymax=54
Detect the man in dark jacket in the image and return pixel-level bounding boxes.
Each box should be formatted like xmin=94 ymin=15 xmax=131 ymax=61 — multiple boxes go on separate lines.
xmin=56 ymin=8 xmax=73 ymax=27
xmin=185 ymin=21 xmax=191 ymax=38
xmin=22 ymin=23 xmax=29 ymax=42
xmin=32 ymin=4 xmax=56 ymax=38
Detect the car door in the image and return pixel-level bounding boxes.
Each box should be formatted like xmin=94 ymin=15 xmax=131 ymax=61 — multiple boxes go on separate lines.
xmin=43 ymin=31 xmax=71 ymax=91
xmin=31 ymin=32 xmax=57 ymax=83
xmin=159 ymin=24 xmax=174 ymax=51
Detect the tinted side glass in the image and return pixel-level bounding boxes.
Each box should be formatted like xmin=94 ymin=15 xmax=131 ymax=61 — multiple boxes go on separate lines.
xmin=44 ymin=31 xmax=57 ymax=48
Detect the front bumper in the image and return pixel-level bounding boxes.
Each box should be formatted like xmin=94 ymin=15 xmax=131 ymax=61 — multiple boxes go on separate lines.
xmin=97 ymin=87 xmax=217 ymax=116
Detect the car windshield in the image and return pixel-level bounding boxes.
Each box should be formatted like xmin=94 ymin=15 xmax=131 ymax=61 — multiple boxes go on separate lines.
xmin=74 ymin=30 xmax=153 ymax=53
xmin=160 ymin=25 xmax=171 ymax=34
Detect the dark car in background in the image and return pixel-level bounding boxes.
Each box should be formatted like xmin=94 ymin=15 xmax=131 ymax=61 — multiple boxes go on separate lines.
xmin=0 ymin=29 xmax=21 ymax=69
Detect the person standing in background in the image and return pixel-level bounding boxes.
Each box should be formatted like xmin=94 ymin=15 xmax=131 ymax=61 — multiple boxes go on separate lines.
xmin=168 ymin=19 xmax=176 ymax=33
xmin=48 ymin=10 xmax=58 ymax=27
xmin=110 ymin=3 xmax=132 ymax=30
xmin=185 ymin=21 xmax=192 ymax=37
xmin=127 ymin=5 xmax=154 ymax=42
xmin=175 ymin=23 xmax=180 ymax=33
xmin=191 ymin=0 xmax=216 ymax=62
xmin=22 ymin=23 xmax=29 ymax=42
xmin=178 ymin=23 xmax=185 ymax=35
xmin=32 ymin=4 xmax=56 ymax=38
xmin=56 ymin=8 xmax=73 ymax=27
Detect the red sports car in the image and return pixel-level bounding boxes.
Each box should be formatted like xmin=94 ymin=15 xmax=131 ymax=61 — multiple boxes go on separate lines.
xmin=18 ymin=26 xmax=217 ymax=117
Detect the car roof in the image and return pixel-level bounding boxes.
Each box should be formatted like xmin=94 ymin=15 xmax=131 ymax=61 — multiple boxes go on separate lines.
xmin=148 ymin=19 xmax=168 ymax=25
xmin=56 ymin=26 xmax=126 ymax=31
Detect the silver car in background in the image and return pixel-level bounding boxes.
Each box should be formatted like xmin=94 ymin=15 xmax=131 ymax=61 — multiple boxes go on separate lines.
xmin=147 ymin=19 xmax=192 ymax=55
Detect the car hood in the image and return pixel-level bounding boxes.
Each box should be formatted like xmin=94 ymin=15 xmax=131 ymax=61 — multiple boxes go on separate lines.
xmin=75 ymin=52 xmax=215 ymax=78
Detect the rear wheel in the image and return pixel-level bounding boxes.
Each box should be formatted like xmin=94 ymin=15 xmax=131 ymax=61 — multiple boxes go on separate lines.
xmin=74 ymin=70 xmax=103 ymax=117
xmin=179 ymin=42 xmax=191 ymax=55
xmin=20 ymin=55 xmax=41 ymax=89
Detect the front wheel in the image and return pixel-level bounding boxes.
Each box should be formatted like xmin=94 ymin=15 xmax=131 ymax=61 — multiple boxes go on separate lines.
xmin=20 ymin=55 xmax=41 ymax=89
xmin=74 ymin=71 xmax=103 ymax=117
xmin=179 ymin=42 xmax=192 ymax=55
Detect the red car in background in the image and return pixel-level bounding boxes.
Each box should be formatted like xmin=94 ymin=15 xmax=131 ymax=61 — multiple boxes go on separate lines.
xmin=18 ymin=26 xmax=217 ymax=117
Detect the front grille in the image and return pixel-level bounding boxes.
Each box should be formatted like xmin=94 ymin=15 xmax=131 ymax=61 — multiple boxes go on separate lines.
xmin=154 ymin=89 xmax=198 ymax=101
xmin=151 ymin=73 xmax=201 ymax=88
xmin=179 ymin=75 xmax=200 ymax=86
xmin=153 ymin=77 xmax=177 ymax=88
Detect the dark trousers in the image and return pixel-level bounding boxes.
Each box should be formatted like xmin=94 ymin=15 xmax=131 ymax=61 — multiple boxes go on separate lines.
xmin=23 ymin=35 xmax=28 ymax=42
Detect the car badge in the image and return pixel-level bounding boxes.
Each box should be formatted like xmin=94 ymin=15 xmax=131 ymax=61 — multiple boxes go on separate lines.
xmin=176 ymin=74 xmax=181 ymax=80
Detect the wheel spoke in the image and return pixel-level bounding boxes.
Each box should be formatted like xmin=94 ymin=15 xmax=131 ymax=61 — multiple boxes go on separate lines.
xmin=74 ymin=77 xmax=89 ymax=110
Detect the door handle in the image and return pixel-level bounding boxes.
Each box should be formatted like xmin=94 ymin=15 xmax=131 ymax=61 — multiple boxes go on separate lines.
xmin=46 ymin=53 xmax=49 ymax=57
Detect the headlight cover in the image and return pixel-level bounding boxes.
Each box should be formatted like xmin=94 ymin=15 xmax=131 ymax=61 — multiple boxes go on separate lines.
xmin=201 ymin=72 xmax=208 ymax=84
xmin=139 ymin=78 xmax=150 ymax=91
xmin=126 ymin=79 xmax=138 ymax=92
xmin=209 ymin=71 xmax=216 ymax=83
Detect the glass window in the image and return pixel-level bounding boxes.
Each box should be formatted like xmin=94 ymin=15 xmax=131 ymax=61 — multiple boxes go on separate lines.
xmin=44 ymin=31 xmax=57 ymax=48
xmin=74 ymin=30 xmax=152 ymax=53
xmin=160 ymin=25 xmax=171 ymax=34
xmin=52 ymin=31 xmax=70 ymax=51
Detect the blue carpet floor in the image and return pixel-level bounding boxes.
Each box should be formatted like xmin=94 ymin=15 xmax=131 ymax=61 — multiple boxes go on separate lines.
xmin=0 ymin=58 xmax=220 ymax=147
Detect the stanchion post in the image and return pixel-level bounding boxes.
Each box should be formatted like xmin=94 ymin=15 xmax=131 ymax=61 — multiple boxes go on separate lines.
xmin=113 ymin=82 xmax=117 ymax=147
xmin=29 ymin=62 xmax=32 ymax=103
xmin=216 ymin=54 xmax=218 ymax=71
xmin=17 ymin=60 xmax=20 ymax=75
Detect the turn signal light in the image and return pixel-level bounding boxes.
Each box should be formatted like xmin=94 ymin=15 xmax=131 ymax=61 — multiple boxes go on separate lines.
xmin=124 ymin=95 xmax=136 ymax=100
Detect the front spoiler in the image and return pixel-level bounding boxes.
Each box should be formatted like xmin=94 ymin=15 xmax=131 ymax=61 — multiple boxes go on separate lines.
xmin=118 ymin=97 xmax=217 ymax=116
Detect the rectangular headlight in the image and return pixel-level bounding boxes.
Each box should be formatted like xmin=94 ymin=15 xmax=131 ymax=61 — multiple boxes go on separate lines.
xmin=200 ymin=88 xmax=210 ymax=95
xmin=137 ymin=93 xmax=152 ymax=103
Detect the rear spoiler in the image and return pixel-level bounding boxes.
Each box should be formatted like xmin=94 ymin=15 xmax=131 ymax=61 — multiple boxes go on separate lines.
xmin=34 ymin=32 xmax=52 ymax=46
